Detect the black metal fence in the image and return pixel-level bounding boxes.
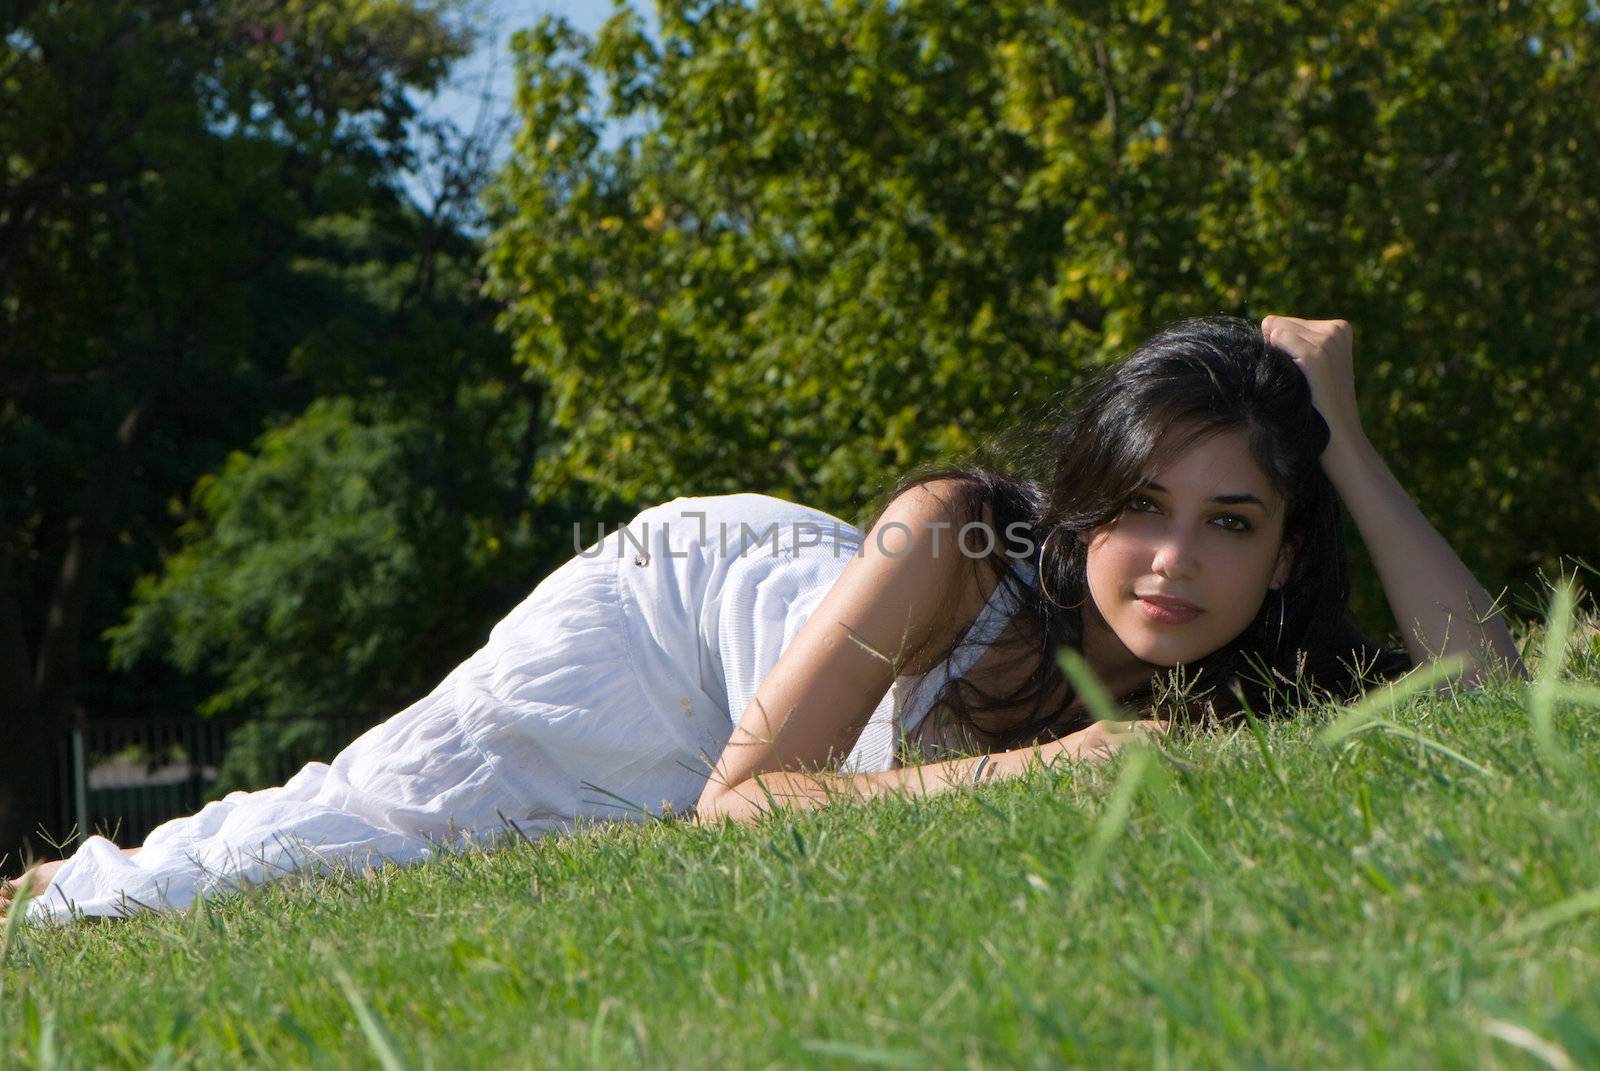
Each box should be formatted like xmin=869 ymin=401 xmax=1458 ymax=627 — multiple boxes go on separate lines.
xmin=56 ymin=716 xmax=375 ymax=848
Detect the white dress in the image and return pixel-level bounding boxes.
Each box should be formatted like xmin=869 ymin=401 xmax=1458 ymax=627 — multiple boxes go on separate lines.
xmin=28 ymin=493 xmax=1036 ymax=923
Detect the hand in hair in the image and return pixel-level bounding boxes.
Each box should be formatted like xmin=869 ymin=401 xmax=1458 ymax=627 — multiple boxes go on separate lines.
xmin=1261 ymin=315 xmax=1364 ymax=451
xmin=1262 ymin=315 xmax=1527 ymax=686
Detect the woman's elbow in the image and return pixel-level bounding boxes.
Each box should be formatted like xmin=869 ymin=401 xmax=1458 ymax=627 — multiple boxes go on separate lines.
xmin=694 ymin=784 xmax=744 ymax=826
xmin=692 ymin=794 xmax=722 ymax=826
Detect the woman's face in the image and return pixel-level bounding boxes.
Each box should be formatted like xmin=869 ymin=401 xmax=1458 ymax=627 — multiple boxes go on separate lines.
xmin=1079 ymin=426 xmax=1294 ymax=668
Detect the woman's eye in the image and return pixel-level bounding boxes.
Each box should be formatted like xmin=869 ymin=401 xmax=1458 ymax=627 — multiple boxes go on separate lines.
xmin=1126 ymin=497 xmax=1250 ymax=533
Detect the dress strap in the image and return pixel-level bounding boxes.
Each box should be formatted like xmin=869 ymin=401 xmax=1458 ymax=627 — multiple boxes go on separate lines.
xmin=898 ymin=552 xmax=1037 ymax=739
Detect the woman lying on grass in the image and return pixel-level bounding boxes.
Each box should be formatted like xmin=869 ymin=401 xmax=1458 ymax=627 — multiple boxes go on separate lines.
xmin=3 ymin=314 xmax=1525 ymax=923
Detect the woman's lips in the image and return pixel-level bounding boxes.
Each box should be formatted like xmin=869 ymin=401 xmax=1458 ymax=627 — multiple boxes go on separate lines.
xmin=1136 ymin=595 xmax=1203 ymax=624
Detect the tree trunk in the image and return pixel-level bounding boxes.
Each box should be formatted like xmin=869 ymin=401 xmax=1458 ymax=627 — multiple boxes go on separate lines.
xmin=0 ymin=388 xmax=159 ymax=872
xmin=0 ymin=548 xmax=51 ymax=875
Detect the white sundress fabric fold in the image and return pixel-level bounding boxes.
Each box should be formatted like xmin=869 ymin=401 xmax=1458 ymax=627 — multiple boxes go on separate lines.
xmin=32 ymin=677 xmax=525 ymax=920
xmin=26 ymin=492 xmax=1032 ymax=924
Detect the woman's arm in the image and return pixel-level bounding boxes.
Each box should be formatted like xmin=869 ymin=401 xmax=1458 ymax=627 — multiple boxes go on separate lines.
xmin=1320 ymin=432 xmax=1524 ymax=683
xmin=693 ymin=475 xmax=1170 ymax=824
xmin=1262 ymin=315 xmax=1527 ymax=686
xmin=694 ymin=478 xmax=979 ymax=823
xmin=695 ymin=718 xmax=1162 ymax=825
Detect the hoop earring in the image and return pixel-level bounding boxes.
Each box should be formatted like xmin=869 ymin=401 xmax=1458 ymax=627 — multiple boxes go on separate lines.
xmin=1037 ymin=529 xmax=1084 ymax=610
xmin=1267 ymin=587 xmax=1286 ymax=658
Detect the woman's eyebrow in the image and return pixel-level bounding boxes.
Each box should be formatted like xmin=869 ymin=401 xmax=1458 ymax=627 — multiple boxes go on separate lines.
xmin=1143 ymin=481 xmax=1267 ymax=508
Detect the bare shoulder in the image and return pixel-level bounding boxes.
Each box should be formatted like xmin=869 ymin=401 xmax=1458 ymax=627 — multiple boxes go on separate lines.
xmin=866 ymin=477 xmax=1001 ymax=675
xmin=695 ymin=475 xmax=1006 ymax=812
xmin=875 ymin=476 xmax=981 ymax=531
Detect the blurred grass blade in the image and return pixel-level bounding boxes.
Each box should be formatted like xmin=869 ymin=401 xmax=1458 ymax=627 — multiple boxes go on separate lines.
xmin=1478 ymin=1017 xmax=1574 ymax=1071
xmin=1535 ymin=579 xmax=1577 ymax=685
xmin=1142 ymin=753 xmax=1217 ymax=876
xmin=799 ymin=1040 xmax=924 ymax=1067
xmin=1551 ymin=681 xmax=1600 ymax=708
xmin=1503 ymin=884 xmax=1600 ymax=943
xmin=1318 ymin=654 xmax=1468 ymax=748
xmin=36 ymin=1005 xmax=60 ymax=1071
xmin=1371 ymin=724 xmax=1496 ymax=778
xmin=1331 ymin=717 xmax=1495 ymax=779
xmin=1 ymin=862 xmax=42 ymax=988
xmin=331 ymin=964 xmax=410 ymax=1071
xmin=1071 ymin=748 xmax=1154 ymax=900
xmin=1058 ymin=648 xmax=1128 ymax=725
xmin=1234 ymin=685 xmax=1287 ymax=790
xmin=1528 ymin=578 xmax=1580 ymax=772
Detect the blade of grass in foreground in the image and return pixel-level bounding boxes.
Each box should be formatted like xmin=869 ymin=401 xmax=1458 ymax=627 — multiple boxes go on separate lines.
xmin=1070 ymin=747 xmax=1156 ymax=902
xmin=799 ymin=1039 xmax=924 ymax=1067
xmin=1317 ymin=654 xmax=1467 ymax=748
xmin=1233 ymin=683 xmax=1289 ymax=790
xmin=1325 ymin=717 xmax=1499 ymax=780
xmin=330 ymin=962 xmax=411 ymax=1071
xmin=1476 ymin=1017 xmax=1575 ymax=1071
xmin=1057 ymin=647 xmax=1168 ymax=898
xmin=1058 ymin=647 xmax=1129 ymax=726
xmin=1529 ymin=578 xmax=1582 ymax=774
xmin=1551 ymin=681 xmax=1600 ymax=708
xmin=1057 ymin=646 xmax=1196 ymax=777
xmin=1501 ymin=883 xmax=1600 ymax=943
xmin=1 ymin=862 xmax=42 ymax=992
xmin=1357 ymin=722 xmax=1497 ymax=778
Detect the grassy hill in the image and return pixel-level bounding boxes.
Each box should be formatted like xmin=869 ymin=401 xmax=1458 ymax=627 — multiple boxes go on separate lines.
xmin=4 ymin=592 xmax=1597 ymax=1069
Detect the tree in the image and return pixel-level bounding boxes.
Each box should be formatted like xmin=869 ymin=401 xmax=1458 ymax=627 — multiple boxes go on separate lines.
xmin=481 ymin=0 xmax=1599 ymax=628
xmin=0 ymin=0 xmax=473 ymax=863
xmin=95 ymin=66 xmax=628 ymax=804
xmin=105 ymin=382 xmax=609 ymax=794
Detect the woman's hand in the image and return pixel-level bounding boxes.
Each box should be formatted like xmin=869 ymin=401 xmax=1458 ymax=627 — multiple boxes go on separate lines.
xmin=1261 ymin=315 xmax=1366 ymax=453
xmin=1263 ymin=317 xmax=1528 ymax=684
xmin=1058 ymin=718 xmax=1170 ymax=764
xmin=990 ymin=718 xmax=1170 ymax=777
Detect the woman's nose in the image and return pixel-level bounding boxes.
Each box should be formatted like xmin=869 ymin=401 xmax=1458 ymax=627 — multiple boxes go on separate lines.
xmin=1149 ymin=527 xmax=1199 ymax=578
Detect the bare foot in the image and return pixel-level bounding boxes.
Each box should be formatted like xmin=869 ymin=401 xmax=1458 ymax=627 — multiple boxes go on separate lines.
xmin=0 ymin=859 xmax=65 ymax=916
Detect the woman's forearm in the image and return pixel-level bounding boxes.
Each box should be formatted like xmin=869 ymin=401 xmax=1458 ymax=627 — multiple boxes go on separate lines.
xmin=696 ymin=741 xmax=1064 ymax=826
xmin=697 ymin=717 xmax=1169 ymax=825
xmin=697 ymin=752 xmax=995 ymax=825
xmin=1321 ymin=433 xmax=1526 ymax=683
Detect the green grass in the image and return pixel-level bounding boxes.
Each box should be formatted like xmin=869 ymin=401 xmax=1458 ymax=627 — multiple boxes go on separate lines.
xmin=4 ymin=590 xmax=1599 ymax=1069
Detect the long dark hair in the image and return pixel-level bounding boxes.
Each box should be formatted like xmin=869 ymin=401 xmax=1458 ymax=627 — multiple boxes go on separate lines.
xmin=862 ymin=315 xmax=1412 ymax=758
